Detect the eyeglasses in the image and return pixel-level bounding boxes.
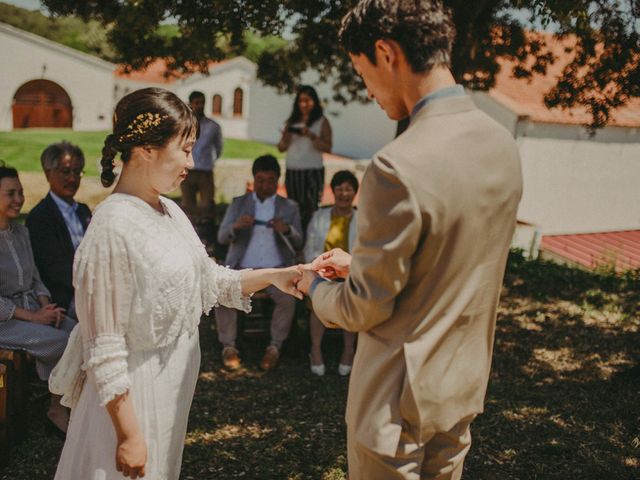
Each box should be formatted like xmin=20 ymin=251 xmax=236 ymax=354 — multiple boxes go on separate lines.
xmin=54 ymin=168 xmax=85 ymax=178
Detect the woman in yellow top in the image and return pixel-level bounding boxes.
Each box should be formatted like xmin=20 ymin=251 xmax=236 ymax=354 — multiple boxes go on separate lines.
xmin=303 ymin=170 xmax=358 ymax=376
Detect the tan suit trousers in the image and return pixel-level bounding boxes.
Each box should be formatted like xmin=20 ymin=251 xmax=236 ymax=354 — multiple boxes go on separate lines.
xmin=214 ymin=285 xmax=296 ymax=348
xmin=348 ymin=415 xmax=475 ymax=480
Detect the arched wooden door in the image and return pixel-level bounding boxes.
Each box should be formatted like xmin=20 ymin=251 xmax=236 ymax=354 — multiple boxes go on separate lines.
xmin=12 ymin=80 xmax=73 ymax=128
xmin=233 ymin=87 xmax=243 ymax=117
xmin=212 ymin=94 xmax=222 ymax=116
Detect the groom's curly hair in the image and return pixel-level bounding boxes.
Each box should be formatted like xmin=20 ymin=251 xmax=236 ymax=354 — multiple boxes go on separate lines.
xmin=339 ymin=0 xmax=456 ymax=74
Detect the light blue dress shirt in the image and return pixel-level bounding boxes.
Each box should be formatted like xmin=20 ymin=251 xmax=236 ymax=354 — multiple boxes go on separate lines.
xmin=50 ymin=191 xmax=84 ymax=251
xmin=193 ymin=115 xmax=223 ymax=172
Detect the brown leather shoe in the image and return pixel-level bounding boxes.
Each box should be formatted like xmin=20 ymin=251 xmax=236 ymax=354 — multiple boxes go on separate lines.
xmin=260 ymin=345 xmax=280 ymax=371
xmin=222 ymin=346 xmax=241 ymax=370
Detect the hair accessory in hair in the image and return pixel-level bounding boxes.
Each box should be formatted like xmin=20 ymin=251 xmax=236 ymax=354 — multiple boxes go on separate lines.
xmin=119 ymin=112 xmax=168 ymax=142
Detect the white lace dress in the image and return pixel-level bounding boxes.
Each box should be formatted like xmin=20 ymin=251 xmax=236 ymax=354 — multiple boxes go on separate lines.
xmin=52 ymin=194 xmax=250 ymax=480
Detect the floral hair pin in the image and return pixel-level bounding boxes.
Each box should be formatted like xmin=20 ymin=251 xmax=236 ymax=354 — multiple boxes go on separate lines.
xmin=119 ymin=112 xmax=169 ymax=142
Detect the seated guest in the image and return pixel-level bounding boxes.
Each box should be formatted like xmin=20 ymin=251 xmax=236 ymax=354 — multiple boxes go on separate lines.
xmin=304 ymin=170 xmax=358 ymax=376
xmin=0 ymin=163 xmax=76 ymax=434
xmin=216 ymin=155 xmax=303 ymax=371
xmin=26 ymin=142 xmax=91 ymax=318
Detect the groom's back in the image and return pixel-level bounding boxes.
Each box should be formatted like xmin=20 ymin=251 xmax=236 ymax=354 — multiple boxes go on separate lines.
xmin=367 ymin=93 xmax=523 ymax=432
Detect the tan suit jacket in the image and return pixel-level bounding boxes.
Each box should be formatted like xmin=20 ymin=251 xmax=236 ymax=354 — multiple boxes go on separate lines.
xmin=311 ymin=95 xmax=523 ymax=456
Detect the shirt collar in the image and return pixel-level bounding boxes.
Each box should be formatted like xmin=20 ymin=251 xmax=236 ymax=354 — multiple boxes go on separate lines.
xmin=50 ymin=191 xmax=78 ymax=212
xmin=252 ymin=191 xmax=277 ymax=205
xmin=410 ymin=84 xmax=466 ymax=121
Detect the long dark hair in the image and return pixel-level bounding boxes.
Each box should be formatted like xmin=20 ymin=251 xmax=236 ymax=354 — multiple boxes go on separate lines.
xmin=100 ymin=87 xmax=198 ymax=187
xmin=285 ymin=85 xmax=324 ymax=127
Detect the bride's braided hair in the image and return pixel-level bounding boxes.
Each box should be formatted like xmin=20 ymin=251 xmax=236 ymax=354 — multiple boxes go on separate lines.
xmin=100 ymin=87 xmax=198 ymax=187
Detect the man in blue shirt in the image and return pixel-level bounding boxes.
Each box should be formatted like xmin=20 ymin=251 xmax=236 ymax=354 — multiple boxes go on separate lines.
xmin=181 ymin=90 xmax=223 ymax=223
xmin=26 ymin=142 xmax=91 ymax=319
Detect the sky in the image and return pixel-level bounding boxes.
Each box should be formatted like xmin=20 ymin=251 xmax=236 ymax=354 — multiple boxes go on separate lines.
xmin=3 ymin=0 xmax=42 ymax=10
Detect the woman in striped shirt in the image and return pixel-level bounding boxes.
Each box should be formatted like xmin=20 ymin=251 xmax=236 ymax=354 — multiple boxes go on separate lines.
xmin=0 ymin=162 xmax=75 ymax=435
xmin=277 ymin=85 xmax=333 ymax=232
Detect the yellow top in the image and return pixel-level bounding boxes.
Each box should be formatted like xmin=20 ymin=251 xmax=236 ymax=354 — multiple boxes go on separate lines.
xmin=324 ymin=211 xmax=353 ymax=253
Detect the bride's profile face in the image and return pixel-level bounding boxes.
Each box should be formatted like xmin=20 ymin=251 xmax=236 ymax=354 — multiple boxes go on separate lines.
xmin=149 ymin=132 xmax=195 ymax=194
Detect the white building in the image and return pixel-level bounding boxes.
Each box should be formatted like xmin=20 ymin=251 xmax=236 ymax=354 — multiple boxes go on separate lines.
xmin=2 ymin=23 xmax=639 ymax=269
xmin=0 ymin=22 xmax=115 ymax=131
xmin=470 ymin=33 xmax=640 ymax=270
xmin=115 ymin=58 xmax=396 ymax=159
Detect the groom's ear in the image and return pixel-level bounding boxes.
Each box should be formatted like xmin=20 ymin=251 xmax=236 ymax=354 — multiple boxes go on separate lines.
xmin=374 ymin=39 xmax=401 ymax=72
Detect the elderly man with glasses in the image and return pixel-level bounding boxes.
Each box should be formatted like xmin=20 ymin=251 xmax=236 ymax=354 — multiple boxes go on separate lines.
xmin=26 ymin=141 xmax=92 ymax=319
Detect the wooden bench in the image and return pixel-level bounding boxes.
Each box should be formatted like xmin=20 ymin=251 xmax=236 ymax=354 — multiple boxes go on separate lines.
xmin=0 ymin=349 xmax=30 ymax=463
xmin=236 ymin=291 xmax=275 ymax=336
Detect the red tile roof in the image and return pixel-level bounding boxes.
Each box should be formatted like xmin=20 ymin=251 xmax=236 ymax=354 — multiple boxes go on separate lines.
xmin=541 ymin=230 xmax=640 ymax=272
xmin=489 ymin=32 xmax=640 ymax=128
xmin=114 ymin=58 xmax=223 ymax=84
xmin=114 ymin=35 xmax=640 ymax=127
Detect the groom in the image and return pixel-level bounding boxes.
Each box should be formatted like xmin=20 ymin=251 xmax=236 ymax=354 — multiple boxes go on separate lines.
xmin=298 ymin=1 xmax=523 ymax=479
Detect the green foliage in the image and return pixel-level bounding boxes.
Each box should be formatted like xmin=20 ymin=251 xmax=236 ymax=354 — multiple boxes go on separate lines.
xmin=37 ymin=0 xmax=640 ymax=129
xmin=1 ymin=2 xmax=289 ymax=78
xmin=0 ymin=1 xmax=115 ymax=60
xmin=239 ymin=31 xmax=288 ymax=64
xmin=505 ymin=249 xmax=639 ymax=321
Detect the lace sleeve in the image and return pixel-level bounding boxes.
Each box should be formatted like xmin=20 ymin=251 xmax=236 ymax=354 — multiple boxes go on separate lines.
xmin=74 ymin=217 xmax=135 ymax=406
xmin=201 ymin=260 xmax=251 ymax=314
xmin=83 ymin=334 xmax=131 ymax=406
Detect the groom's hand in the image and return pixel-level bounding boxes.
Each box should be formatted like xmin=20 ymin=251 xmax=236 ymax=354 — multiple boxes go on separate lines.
xmin=310 ymin=248 xmax=352 ymax=279
xmin=297 ymin=268 xmax=318 ymax=296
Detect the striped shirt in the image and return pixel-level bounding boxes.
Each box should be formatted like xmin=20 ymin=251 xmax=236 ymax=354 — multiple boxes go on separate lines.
xmin=0 ymin=222 xmax=50 ymax=321
xmin=50 ymin=191 xmax=85 ymax=250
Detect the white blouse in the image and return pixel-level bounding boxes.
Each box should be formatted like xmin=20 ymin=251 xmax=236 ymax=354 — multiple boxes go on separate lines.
xmin=52 ymin=194 xmax=250 ymax=406
xmin=284 ymin=117 xmax=326 ymax=170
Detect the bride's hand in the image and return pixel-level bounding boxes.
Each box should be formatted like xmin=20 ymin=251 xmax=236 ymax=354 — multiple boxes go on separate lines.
xmin=116 ymin=432 xmax=147 ymax=478
xmin=271 ymin=266 xmax=303 ymax=300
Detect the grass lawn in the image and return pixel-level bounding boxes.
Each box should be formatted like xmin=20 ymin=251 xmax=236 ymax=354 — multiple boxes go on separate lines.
xmin=0 ymin=129 xmax=282 ymax=176
xmin=0 ymin=255 xmax=638 ymax=479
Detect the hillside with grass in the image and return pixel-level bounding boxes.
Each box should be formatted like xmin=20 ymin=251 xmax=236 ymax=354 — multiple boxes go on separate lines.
xmin=0 ymin=2 xmax=286 ymax=65
xmin=0 ymin=1 xmax=115 ymax=60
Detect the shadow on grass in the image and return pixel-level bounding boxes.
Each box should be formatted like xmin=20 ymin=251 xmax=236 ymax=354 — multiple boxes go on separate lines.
xmin=0 ymin=253 xmax=638 ymax=479
xmin=181 ymin=314 xmax=350 ymax=480
xmin=464 ymin=253 xmax=640 ymax=479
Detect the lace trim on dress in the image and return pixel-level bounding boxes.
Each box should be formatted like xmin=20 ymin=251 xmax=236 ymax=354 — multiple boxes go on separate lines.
xmin=83 ymin=334 xmax=131 ymax=406
xmin=202 ymin=263 xmax=251 ymax=314
xmin=49 ymin=324 xmax=83 ymax=408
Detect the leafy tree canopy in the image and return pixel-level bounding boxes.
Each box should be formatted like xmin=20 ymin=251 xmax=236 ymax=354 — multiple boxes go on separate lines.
xmin=40 ymin=0 xmax=640 ymax=128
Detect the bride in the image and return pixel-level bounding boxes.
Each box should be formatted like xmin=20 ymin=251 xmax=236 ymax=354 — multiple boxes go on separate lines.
xmin=51 ymin=87 xmax=302 ymax=479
